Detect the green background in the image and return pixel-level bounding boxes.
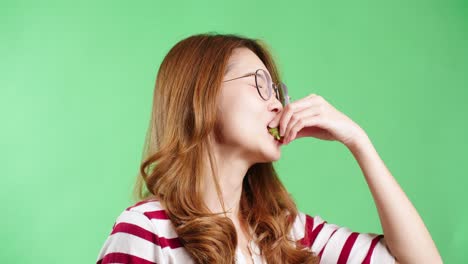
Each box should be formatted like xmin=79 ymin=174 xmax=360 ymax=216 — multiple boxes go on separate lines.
xmin=1 ymin=0 xmax=467 ymax=263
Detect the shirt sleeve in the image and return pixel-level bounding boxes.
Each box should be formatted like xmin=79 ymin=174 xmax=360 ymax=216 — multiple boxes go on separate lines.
xmin=96 ymin=210 xmax=164 ymax=264
xmin=299 ymin=213 xmax=396 ymax=264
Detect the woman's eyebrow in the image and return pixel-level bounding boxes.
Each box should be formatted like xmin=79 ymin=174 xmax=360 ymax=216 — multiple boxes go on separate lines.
xmin=225 ymin=67 xmax=268 ymax=79
xmin=239 ymin=71 xmax=256 ymax=77
xmin=224 ymin=63 xmax=257 ymax=77
xmin=241 ymin=69 xmax=271 ymax=79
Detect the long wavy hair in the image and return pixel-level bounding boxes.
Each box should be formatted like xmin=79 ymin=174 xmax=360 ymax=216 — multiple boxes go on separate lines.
xmin=133 ymin=33 xmax=319 ymax=264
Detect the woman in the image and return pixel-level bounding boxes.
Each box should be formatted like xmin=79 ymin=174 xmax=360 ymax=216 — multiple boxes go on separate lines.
xmin=96 ymin=33 xmax=442 ymax=264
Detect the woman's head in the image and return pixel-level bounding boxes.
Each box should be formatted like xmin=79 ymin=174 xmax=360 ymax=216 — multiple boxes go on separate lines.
xmin=135 ymin=33 xmax=319 ymax=263
xmin=216 ymin=47 xmax=284 ymax=164
xmin=148 ymin=33 xmax=285 ymax=166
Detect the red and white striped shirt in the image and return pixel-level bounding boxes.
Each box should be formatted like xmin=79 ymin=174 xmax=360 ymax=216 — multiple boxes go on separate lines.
xmin=96 ymin=199 xmax=395 ymax=264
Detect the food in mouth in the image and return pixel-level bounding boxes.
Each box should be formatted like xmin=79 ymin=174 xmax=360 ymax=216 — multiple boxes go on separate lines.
xmin=268 ymin=127 xmax=283 ymax=140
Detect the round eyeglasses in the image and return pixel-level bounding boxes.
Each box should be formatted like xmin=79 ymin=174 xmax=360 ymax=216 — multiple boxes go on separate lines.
xmin=222 ymin=69 xmax=291 ymax=106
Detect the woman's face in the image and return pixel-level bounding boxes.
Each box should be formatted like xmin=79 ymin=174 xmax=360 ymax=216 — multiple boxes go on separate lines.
xmin=213 ymin=47 xmax=284 ymax=164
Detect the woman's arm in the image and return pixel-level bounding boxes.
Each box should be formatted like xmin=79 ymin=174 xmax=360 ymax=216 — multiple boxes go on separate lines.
xmin=345 ymin=131 xmax=443 ymax=264
xmin=269 ymin=93 xmax=443 ymax=262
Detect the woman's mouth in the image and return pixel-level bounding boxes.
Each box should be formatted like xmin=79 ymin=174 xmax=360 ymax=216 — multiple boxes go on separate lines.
xmin=267 ymin=127 xmax=284 ymax=144
xmin=267 ymin=127 xmax=282 ymax=140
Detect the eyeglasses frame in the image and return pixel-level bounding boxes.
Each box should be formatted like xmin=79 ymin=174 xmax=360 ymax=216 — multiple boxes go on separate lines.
xmin=222 ymin=68 xmax=290 ymax=106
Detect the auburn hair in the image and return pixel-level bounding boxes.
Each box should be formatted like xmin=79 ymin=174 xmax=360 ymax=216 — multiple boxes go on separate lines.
xmin=133 ymin=33 xmax=319 ymax=264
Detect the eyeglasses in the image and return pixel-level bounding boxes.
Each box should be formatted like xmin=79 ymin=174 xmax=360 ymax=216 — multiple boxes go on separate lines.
xmin=222 ymin=69 xmax=291 ymax=106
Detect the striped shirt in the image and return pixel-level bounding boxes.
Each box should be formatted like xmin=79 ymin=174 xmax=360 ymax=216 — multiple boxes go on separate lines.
xmin=96 ymin=199 xmax=395 ymax=264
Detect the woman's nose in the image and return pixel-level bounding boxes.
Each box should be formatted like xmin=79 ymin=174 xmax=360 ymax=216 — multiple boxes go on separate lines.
xmin=268 ymin=99 xmax=283 ymax=113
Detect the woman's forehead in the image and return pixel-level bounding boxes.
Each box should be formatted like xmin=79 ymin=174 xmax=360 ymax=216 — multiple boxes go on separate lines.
xmin=225 ymin=48 xmax=269 ymax=77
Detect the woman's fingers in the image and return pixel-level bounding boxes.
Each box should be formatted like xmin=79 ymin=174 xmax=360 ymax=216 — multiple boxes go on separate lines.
xmin=278 ymin=95 xmax=320 ymax=135
xmin=284 ymin=115 xmax=326 ymax=144
xmin=268 ymin=93 xmax=319 ymax=129
xmin=283 ymin=105 xmax=321 ymax=141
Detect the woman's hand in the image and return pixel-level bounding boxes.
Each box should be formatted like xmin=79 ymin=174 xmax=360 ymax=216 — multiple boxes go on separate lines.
xmin=268 ymin=94 xmax=367 ymax=148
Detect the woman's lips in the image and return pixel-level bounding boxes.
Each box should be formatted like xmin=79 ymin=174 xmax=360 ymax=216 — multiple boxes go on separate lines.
xmin=267 ymin=127 xmax=284 ymax=144
xmin=267 ymin=127 xmax=282 ymax=140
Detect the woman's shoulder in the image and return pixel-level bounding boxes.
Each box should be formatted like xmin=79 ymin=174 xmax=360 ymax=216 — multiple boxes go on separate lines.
xmin=291 ymin=210 xmax=395 ymax=263
xmin=96 ymin=198 xmax=190 ymax=263
xmin=124 ymin=198 xmax=168 ymax=217
xmin=115 ymin=198 xmax=177 ymax=235
xmin=289 ymin=210 xmax=328 ymax=242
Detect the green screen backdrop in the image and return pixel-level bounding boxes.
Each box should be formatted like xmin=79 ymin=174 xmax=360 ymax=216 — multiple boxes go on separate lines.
xmin=1 ymin=0 xmax=467 ymax=263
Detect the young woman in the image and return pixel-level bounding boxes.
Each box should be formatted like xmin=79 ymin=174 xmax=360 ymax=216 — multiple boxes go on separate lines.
xmin=96 ymin=33 xmax=442 ymax=264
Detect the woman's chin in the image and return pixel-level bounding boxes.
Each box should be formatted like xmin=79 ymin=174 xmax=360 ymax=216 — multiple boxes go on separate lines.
xmin=250 ymin=134 xmax=283 ymax=163
xmin=262 ymin=140 xmax=283 ymax=162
